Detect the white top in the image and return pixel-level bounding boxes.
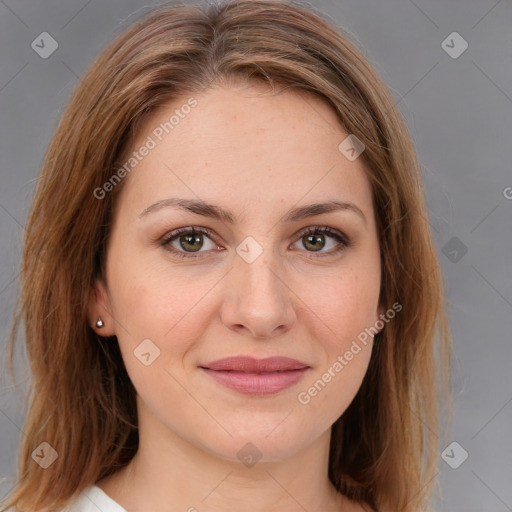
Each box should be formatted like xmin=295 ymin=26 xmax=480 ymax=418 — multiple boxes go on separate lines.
xmin=63 ymin=485 xmax=127 ymax=512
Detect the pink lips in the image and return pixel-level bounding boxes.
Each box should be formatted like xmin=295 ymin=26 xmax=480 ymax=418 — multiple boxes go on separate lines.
xmin=200 ymin=356 xmax=310 ymax=395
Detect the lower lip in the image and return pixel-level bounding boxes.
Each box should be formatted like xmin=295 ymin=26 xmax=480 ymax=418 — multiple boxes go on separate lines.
xmin=201 ymin=368 xmax=309 ymax=395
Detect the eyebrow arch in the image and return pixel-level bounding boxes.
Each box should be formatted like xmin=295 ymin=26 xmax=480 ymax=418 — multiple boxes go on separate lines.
xmin=138 ymin=198 xmax=366 ymax=225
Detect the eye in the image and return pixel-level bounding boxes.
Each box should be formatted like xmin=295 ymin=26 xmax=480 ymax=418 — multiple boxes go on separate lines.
xmin=160 ymin=226 xmax=220 ymax=259
xmin=290 ymin=226 xmax=351 ymax=258
xmin=160 ymin=225 xmax=351 ymax=259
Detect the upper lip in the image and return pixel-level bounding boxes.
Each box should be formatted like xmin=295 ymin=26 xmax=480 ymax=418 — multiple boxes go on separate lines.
xmin=200 ymin=356 xmax=310 ymax=373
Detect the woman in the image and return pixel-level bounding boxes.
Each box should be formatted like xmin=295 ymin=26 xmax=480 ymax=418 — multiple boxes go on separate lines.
xmin=1 ymin=0 xmax=451 ymax=510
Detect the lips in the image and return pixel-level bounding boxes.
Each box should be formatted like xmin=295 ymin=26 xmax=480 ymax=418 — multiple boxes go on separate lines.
xmin=199 ymin=356 xmax=310 ymax=395
xmin=201 ymin=356 xmax=309 ymax=372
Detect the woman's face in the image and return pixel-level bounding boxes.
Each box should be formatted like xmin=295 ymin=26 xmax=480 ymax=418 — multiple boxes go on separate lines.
xmin=90 ymin=81 xmax=384 ymax=463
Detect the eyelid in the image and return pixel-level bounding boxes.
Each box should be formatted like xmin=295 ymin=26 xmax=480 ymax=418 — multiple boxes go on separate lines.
xmin=159 ymin=226 xmax=221 ymax=247
xmin=293 ymin=225 xmax=350 ymax=245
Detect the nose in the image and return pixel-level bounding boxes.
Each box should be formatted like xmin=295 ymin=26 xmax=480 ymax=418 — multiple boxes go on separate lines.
xmin=220 ymin=250 xmax=296 ymax=339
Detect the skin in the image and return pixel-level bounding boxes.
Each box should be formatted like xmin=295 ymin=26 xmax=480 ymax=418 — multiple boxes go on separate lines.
xmin=89 ymin=79 xmax=383 ymax=512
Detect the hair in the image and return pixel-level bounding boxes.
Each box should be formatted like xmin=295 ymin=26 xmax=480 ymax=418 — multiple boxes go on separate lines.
xmin=1 ymin=1 xmax=451 ymax=510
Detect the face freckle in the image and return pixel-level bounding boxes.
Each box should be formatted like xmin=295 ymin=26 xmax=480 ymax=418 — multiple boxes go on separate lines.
xmin=92 ymin=81 xmax=384 ymax=466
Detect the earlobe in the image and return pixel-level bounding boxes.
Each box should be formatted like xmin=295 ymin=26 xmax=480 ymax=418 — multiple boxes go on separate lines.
xmin=87 ymin=279 xmax=115 ymax=336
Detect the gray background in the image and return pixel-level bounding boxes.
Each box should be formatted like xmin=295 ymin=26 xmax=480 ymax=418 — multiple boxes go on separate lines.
xmin=0 ymin=0 xmax=511 ymax=510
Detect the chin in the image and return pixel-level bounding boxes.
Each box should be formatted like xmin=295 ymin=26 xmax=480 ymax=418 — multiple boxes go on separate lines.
xmin=192 ymin=420 xmax=322 ymax=466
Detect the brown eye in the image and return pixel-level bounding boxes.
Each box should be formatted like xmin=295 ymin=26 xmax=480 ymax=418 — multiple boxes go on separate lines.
xmin=292 ymin=226 xmax=351 ymax=257
xmin=177 ymin=232 xmax=204 ymax=252
xmin=302 ymin=233 xmax=326 ymax=252
xmin=161 ymin=227 xmax=219 ymax=259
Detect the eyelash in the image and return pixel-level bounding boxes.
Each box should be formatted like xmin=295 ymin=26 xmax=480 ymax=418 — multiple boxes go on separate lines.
xmin=159 ymin=225 xmax=351 ymax=260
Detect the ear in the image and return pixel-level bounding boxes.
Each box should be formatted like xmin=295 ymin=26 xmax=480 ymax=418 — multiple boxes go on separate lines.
xmin=87 ymin=278 xmax=116 ymax=336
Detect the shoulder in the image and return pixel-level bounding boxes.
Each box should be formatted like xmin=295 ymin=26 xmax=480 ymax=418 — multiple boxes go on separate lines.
xmin=19 ymin=485 xmax=128 ymax=512
xmin=3 ymin=485 xmax=124 ymax=512
xmin=66 ymin=485 xmax=127 ymax=512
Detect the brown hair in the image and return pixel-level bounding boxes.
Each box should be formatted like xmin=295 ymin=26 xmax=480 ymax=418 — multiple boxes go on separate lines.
xmin=1 ymin=0 xmax=451 ymax=510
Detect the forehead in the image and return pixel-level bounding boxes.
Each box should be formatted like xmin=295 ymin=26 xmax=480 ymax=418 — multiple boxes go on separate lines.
xmin=114 ymin=83 xmax=374 ymax=222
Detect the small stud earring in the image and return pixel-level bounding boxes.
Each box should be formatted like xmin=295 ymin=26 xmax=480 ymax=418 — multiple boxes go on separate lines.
xmin=96 ymin=317 xmax=104 ymax=328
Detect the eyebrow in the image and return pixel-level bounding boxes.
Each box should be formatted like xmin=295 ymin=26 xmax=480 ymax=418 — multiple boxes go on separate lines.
xmin=138 ymin=198 xmax=366 ymax=225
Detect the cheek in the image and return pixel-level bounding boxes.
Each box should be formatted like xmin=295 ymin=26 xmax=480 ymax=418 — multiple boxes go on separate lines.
xmin=298 ymin=263 xmax=381 ymax=343
xmin=108 ymin=244 xmax=206 ymax=336
xmin=292 ymin=261 xmax=379 ymax=413
xmin=106 ymin=253 xmax=224 ymax=387
xmin=296 ymin=347 xmax=372 ymax=435
xmin=295 ymin=274 xmax=377 ymax=424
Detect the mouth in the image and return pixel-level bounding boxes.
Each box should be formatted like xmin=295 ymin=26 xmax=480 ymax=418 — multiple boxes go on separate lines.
xmin=199 ymin=356 xmax=310 ymax=395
